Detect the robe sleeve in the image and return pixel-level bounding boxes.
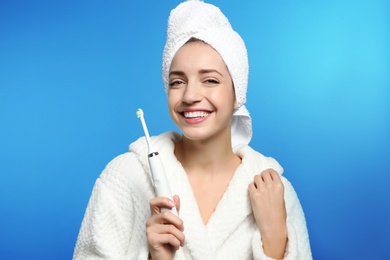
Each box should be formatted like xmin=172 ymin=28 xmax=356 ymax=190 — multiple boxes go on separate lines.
xmin=73 ymin=153 xmax=150 ymax=260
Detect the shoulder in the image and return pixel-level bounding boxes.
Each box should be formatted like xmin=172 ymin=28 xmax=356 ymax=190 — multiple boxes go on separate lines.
xmin=99 ymin=131 xmax=181 ymax=187
xmin=234 ymin=144 xmax=284 ymax=176
xmin=96 ymin=151 xmax=145 ymax=195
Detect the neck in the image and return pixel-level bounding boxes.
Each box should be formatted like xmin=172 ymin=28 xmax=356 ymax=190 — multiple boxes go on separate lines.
xmin=174 ymin=132 xmax=241 ymax=176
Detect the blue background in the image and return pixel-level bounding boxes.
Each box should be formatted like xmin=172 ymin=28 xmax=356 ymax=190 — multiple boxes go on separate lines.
xmin=1 ymin=0 xmax=389 ymax=259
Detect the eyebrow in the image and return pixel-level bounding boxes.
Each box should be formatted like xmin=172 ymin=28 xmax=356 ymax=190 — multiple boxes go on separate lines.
xmin=199 ymin=69 xmax=223 ymax=77
xmin=169 ymin=69 xmax=224 ymax=77
xmin=169 ymin=71 xmax=185 ymax=77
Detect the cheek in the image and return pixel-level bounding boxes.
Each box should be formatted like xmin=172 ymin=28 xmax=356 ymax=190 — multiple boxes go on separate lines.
xmin=167 ymin=90 xmax=180 ymax=111
xmin=214 ymin=88 xmax=235 ymax=110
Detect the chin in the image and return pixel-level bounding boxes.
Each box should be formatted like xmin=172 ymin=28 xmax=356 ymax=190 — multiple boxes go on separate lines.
xmin=179 ymin=128 xmax=211 ymax=142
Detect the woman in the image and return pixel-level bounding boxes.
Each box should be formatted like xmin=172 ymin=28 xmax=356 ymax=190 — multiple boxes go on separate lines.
xmin=73 ymin=1 xmax=312 ymax=259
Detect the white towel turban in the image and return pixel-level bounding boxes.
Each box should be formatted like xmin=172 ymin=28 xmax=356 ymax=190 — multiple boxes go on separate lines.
xmin=162 ymin=0 xmax=252 ymax=147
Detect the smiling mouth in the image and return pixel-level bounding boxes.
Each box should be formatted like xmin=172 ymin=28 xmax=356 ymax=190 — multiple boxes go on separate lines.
xmin=182 ymin=111 xmax=210 ymax=119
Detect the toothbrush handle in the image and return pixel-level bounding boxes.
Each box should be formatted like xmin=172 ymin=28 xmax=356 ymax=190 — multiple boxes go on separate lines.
xmin=148 ymin=153 xmax=178 ymax=215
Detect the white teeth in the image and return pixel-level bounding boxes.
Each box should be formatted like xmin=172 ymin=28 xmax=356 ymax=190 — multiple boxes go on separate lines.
xmin=183 ymin=111 xmax=210 ymax=118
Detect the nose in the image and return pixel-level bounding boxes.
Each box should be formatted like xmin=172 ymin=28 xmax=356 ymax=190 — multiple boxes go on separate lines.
xmin=182 ymin=81 xmax=201 ymax=104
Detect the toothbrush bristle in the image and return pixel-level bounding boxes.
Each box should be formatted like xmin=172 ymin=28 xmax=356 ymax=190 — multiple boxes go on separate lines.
xmin=136 ymin=108 xmax=143 ymax=118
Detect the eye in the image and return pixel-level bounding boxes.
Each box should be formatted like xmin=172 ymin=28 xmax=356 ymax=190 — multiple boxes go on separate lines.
xmin=204 ymin=78 xmax=219 ymax=85
xmin=169 ymin=80 xmax=185 ymax=88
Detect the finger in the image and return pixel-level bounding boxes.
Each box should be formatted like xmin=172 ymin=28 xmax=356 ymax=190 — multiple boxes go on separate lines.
xmin=150 ymin=232 xmax=183 ymax=249
xmin=160 ymin=210 xmax=185 ymax=232
xmin=268 ymin=169 xmax=282 ymax=182
xmin=147 ymin=211 xmax=184 ymax=232
xmin=150 ymin=196 xmax=176 ymax=215
xmin=147 ymin=223 xmax=185 ymax=247
xmin=261 ymin=171 xmax=273 ymax=184
xmin=263 ymin=169 xmax=284 ymax=191
xmin=253 ymin=174 xmax=264 ymax=188
xmin=173 ymin=195 xmax=181 ymax=213
xmin=162 ymin=224 xmax=185 ymax=246
xmin=248 ymin=182 xmax=257 ymax=194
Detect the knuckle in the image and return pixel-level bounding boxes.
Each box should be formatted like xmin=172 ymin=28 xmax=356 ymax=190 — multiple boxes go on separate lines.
xmin=145 ymin=221 xmax=151 ymax=228
xmin=148 ymin=236 xmax=158 ymax=246
xmin=145 ymin=219 xmax=153 ymax=228
xmin=275 ymin=182 xmax=284 ymax=193
xmin=269 ymin=168 xmax=277 ymax=173
xmin=161 ymin=210 xmax=171 ymax=219
xmin=146 ymin=228 xmax=155 ymax=241
xmin=177 ymin=219 xmax=184 ymax=229
xmin=261 ymin=168 xmax=271 ymax=174
xmin=251 ymin=190 xmax=263 ymax=199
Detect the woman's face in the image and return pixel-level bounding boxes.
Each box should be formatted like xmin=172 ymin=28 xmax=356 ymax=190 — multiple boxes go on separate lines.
xmin=168 ymin=41 xmax=236 ymax=143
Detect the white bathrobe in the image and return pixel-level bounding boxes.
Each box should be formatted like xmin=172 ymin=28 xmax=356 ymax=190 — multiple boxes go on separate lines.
xmin=73 ymin=132 xmax=312 ymax=260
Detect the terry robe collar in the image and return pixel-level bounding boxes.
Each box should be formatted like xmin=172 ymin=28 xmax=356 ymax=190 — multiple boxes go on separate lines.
xmin=131 ymin=131 xmax=283 ymax=260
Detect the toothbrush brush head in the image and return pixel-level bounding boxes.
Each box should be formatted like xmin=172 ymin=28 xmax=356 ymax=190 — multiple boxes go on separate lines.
xmin=136 ymin=108 xmax=143 ymax=118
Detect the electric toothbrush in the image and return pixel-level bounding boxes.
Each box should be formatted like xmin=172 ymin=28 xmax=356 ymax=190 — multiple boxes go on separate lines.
xmin=136 ymin=108 xmax=178 ymax=215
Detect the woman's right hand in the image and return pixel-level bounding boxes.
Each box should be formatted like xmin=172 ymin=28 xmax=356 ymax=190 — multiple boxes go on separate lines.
xmin=146 ymin=195 xmax=185 ymax=260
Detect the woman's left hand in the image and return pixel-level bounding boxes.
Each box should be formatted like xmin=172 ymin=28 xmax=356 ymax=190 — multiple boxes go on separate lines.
xmin=248 ymin=168 xmax=287 ymax=259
